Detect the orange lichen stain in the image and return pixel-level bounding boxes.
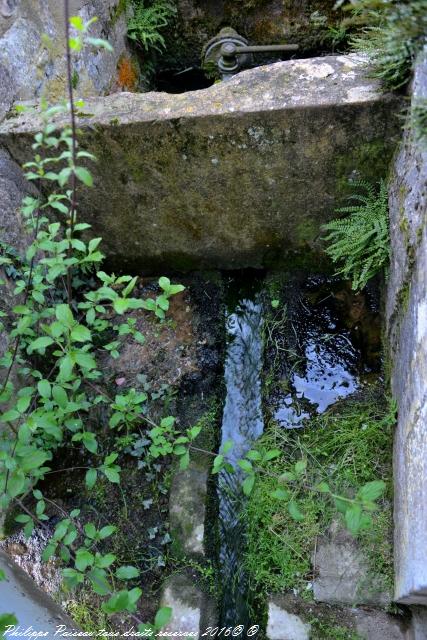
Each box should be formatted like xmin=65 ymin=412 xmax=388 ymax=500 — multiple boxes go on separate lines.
xmin=117 ymin=56 xmax=139 ymax=91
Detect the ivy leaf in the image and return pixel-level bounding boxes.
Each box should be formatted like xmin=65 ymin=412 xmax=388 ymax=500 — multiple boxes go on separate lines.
xmin=115 ymin=565 xmax=140 ymax=580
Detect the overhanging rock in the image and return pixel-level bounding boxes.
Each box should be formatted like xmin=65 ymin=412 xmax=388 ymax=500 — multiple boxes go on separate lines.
xmin=0 ymin=54 xmax=401 ymax=271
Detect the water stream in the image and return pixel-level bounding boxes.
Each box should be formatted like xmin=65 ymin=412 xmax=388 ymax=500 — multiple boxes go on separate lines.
xmin=218 ymin=285 xmax=264 ymax=633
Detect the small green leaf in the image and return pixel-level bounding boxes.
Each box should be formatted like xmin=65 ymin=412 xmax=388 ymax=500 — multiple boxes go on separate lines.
xmin=316 ymin=481 xmax=331 ymax=493
xmin=154 ymin=606 xmax=172 ymax=629
xmin=56 ymin=304 xmax=74 ymax=327
xmin=70 ymin=324 xmax=91 ymax=342
xmin=69 ymin=15 xmax=84 ymax=31
xmin=104 ymin=467 xmax=120 ymax=483
xmin=271 ymin=488 xmax=288 ymax=501
xmin=113 ymin=298 xmax=130 ymax=314
xmin=179 ymin=451 xmax=190 ymax=470
xmin=288 ymin=500 xmax=305 ymax=522
xmin=345 ymin=504 xmax=363 ymax=535
xmin=28 ymin=336 xmax=54 ymax=353
xmin=357 ymin=480 xmax=386 ymax=503
xmin=238 ymin=459 xmax=252 ymax=473
xmin=99 ymin=525 xmax=116 ymax=539
xmin=264 ymin=449 xmax=281 ymax=461
xmin=116 ymin=565 xmax=140 ymax=580
xmin=271 ymin=299 xmax=280 ymax=309
xmin=53 ymin=385 xmax=68 ymax=409
xmin=85 ymin=469 xmax=97 ymax=489
xmin=75 ymin=166 xmax=93 ymax=187
xmin=75 ymin=549 xmax=94 ymax=572
xmin=294 ymin=459 xmax=307 ymax=476
xmin=38 ymin=379 xmax=52 ymax=399
xmin=242 ymin=475 xmax=255 ymax=496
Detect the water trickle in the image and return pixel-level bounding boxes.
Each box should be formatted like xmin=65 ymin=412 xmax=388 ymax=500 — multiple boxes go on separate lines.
xmin=218 ymin=290 xmax=264 ymax=632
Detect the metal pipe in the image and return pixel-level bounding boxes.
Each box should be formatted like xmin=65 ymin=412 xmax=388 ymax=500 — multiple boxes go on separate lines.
xmin=235 ymin=44 xmax=299 ymax=53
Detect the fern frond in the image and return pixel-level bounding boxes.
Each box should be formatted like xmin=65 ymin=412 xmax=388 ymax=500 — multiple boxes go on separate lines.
xmin=321 ymin=179 xmax=389 ymax=290
xmin=128 ymin=0 xmax=176 ymax=52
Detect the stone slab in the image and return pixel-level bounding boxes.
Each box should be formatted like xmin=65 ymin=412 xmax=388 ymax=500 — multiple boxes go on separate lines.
xmin=0 ymin=550 xmax=77 ymax=638
xmin=169 ymin=463 xmax=208 ymax=557
xmin=312 ymin=522 xmax=391 ymax=606
xmin=0 ymin=54 xmax=401 ymax=271
xmin=266 ymin=593 xmax=410 ymax=640
xmin=266 ymin=599 xmax=310 ymax=640
xmin=160 ymin=572 xmax=217 ymax=639
xmin=386 ymin=48 xmax=427 ymax=605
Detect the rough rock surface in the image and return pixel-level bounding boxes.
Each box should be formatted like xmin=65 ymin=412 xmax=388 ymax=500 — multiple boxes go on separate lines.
xmin=161 ymin=572 xmax=217 ymax=638
xmin=267 ymin=599 xmax=310 ymax=640
xmin=0 ymin=0 xmax=129 ymax=106
xmin=313 ymin=521 xmax=391 ymax=606
xmin=169 ymin=463 xmax=208 ymax=558
xmin=386 ymin=49 xmax=427 ymax=605
xmin=0 ymin=54 xmax=401 ymax=271
xmin=266 ymin=593 xmax=410 ymax=640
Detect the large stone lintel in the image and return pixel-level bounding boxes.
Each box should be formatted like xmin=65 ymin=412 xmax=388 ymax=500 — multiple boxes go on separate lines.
xmin=0 ymin=54 xmax=401 ymax=271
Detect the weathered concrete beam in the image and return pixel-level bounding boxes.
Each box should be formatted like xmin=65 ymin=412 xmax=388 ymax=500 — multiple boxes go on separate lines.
xmin=386 ymin=49 xmax=427 ymax=606
xmin=0 ymin=54 xmax=401 ymax=271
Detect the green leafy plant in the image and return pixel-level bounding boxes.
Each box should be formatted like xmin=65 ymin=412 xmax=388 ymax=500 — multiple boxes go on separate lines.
xmin=127 ymin=0 xmax=176 ymax=52
xmin=243 ymin=391 xmax=394 ymax=595
xmin=322 ymin=180 xmax=389 ymax=290
xmin=345 ymin=0 xmax=427 ymax=89
xmin=0 ymin=8 xmax=180 ymax=628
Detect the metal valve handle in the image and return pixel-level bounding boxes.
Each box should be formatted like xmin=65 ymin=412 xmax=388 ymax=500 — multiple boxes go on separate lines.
xmin=203 ymin=28 xmax=299 ymax=80
xmin=218 ymin=41 xmax=299 ymax=75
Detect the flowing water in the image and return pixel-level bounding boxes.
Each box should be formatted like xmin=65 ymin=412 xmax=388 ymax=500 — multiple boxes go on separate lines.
xmin=216 ymin=275 xmax=381 ymax=632
xmin=218 ymin=286 xmax=264 ymax=633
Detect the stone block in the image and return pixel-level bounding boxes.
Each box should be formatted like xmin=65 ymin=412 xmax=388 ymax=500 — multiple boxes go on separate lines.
xmin=169 ymin=463 xmax=208 ymax=558
xmin=266 ymin=598 xmax=310 ymax=640
xmin=0 ymin=54 xmax=401 ymax=271
xmin=312 ymin=522 xmax=391 ymax=606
